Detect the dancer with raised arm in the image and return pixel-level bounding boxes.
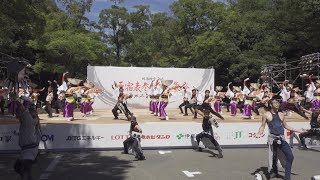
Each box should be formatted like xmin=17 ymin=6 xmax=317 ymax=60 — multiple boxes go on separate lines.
xmin=304 ymin=76 xmax=316 ymax=109
xmin=242 ymin=78 xmax=254 ymax=119
xmin=159 ymin=80 xmax=173 ymax=120
xmin=112 ymin=93 xmax=133 ymax=120
xmin=212 ymin=86 xmax=223 ymax=114
xmin=152 ymin=80 xmax=161 ymax=116
xmin=256 ymin=99 xmax=304 ymax=180
xmin=226 ymin=82 xmax=236 ymax=116
xmin=195 ymin=109 xmax=223 ymax=158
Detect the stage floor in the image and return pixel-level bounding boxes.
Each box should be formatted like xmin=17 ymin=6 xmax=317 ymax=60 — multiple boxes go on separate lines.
xmin=0 ymin=108 xmax=308 ymax=125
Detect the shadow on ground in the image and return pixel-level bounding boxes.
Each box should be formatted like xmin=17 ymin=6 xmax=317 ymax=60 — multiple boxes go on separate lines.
xmin=49 ymin=151 xmax=133 ymax=180
xmin=251 ymin=166 xmax=287 ymax=180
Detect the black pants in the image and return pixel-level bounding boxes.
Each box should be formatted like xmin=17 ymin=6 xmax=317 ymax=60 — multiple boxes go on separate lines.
xmin=44 ymin=101 xmax=52 ymax=117
xmin=0 ymin=100 xmax=4 ymax=115
xmin=198 ymin=103 xmax=224 ymax=120
xmin=196 ymin=130 xmax=222 ymax=153
xmin=14 ymin=159 xmax=34 ymax=180
xmin=193 ymin=104 xmax=203 ymax=118
xmin=123 ymin=137 xmax=144 ymax=159
xmin=52 ymin=99 xmax=63 ymax=114
xmin=299 ymin=129 xmax=320 ymax=147
xmin=185 ymin=103 xmax=196 ymax=115
xmin=179 ymin=101 xmax=189 ymax=114
xmin=303 ymin=101 xmax=313 ymax=110
xmin=222 ymin=97 xmax=231 ymax=112
xmin=112 ymin=103 xmax=131 ymax=119
xmin=237 ymin=101 xmax=244 ymax=113
xmin=221 ymin=102 xmax=230 ymax=112
xmin=280 ymin=103 xmax=308 ymax=119
xmin=251 ymin=103 xmax=260 ymax=115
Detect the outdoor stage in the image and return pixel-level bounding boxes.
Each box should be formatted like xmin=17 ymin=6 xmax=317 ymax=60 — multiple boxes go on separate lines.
xmin=0 ymin=108 xmax=308 ymax=125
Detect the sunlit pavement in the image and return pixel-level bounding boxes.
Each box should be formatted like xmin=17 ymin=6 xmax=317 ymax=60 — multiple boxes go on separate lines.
xmin=0 ymin=148 xmax=319 ymax=180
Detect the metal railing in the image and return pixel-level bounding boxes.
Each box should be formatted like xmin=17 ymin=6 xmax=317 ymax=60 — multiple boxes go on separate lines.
xmin=260 ymin=53 xmax=320 ymax=91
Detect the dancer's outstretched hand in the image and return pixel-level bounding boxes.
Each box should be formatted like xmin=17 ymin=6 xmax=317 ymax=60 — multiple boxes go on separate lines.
xmin=299 ymin=128 xmax=307 ymax=133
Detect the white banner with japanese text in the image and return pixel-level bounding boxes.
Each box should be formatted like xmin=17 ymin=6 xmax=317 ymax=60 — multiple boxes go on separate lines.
xmin=87 ymin=66 xmax=215 ymax=109
xmin=0 ymin=122 xmax=310 ymax=151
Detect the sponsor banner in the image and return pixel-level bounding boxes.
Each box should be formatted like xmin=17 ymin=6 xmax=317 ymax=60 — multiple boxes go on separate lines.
xmin=0 ymin=122 xmax=310 ymax=151
xmin=87 ymin=66 xmax=215 ymax=109
xmin=0 ymin=125 xmax=20 ymax=150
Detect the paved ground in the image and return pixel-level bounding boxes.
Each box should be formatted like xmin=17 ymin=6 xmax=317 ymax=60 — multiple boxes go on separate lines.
xmin=0 ymin=148 xmax=319 ymax=180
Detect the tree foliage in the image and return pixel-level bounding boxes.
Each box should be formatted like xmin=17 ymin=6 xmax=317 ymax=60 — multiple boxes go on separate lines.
xmin=1 ymin=0 xmax=320 ymax=86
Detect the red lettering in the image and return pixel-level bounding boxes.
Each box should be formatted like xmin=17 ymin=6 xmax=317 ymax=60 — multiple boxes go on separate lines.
xmin=151 ymin=135 xmax=155 ymax=139
xmin=141 ymin=82 xmax=149 ymax=92
xmin=134 ymin=82 xmax=141 ymax=92
xmin=125 ymin=82 xmax=134 ymax=91
xmin=181 ymin=82 xmax=189 ymax=90
xmin=156 ymin=135 xmax=161 ymax=139
xmin=166 ymin=135 xmax=170 ymax=139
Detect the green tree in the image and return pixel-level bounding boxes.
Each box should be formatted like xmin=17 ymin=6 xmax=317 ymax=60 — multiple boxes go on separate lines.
xmin=99 ymin=4 xmax=130 ymax=65
xmin=0 ymin=0 xmax=48 ymax=58
xmin=29 ymin=5 xmax=106 ymax=78
xmin=57 ymin=0 xmax=93 ymax=27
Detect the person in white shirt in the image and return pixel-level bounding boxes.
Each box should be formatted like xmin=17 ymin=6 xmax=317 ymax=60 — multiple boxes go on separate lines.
xmin=193 ymin=90 xmax=204 ymax=119
xmin=14 ymin=100 xmax=41 ymax=180
xmin=279 ymin=80 xmax=291 ymax=111
xmin=152 ymin=80 xmax=162 ymax=116
xmin=179 ymin=87 xmax=191 ymax=114
xmin=212 ymin=86 xmax=223 ymax=114
xmin=44 ymin=87 xmax=53 ymax=118
xmin=148 ymin=81 xmax=155 ymax=113
xmin=305 ymin=76 xmax=319 ymax=109
xmin=183 ymin=89 xmax=197 ymax=116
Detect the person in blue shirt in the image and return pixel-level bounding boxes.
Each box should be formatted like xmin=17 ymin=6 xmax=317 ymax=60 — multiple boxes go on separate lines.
xmin=256 ymin=99 xmax=304 ymax=180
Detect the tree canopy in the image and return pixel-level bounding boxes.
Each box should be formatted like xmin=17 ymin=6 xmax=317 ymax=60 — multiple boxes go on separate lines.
xmin=0 ymin=0 xmax=319 ymax=86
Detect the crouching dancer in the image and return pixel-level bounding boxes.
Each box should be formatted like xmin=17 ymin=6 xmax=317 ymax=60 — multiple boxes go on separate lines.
xmin=256 ymin=99 xmax=304 ymax=180
xmin=14 ymin=100 xmax=41 ymax=180
xmin=123 ymin=116 xmax=146 ymax=160
xmin=195 ymin=110 xmax=223 ymax=158
xmin=299 ymin=107 xmax=320 ymax=150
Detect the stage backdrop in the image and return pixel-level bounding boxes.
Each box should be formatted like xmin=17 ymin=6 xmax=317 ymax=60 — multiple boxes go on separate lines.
xmin=87 ymin=66 xmax=215 ymax=109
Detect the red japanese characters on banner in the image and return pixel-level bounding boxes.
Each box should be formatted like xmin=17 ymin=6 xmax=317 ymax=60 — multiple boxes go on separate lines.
xmin=119 ymin=81 xmax=190 ymax=94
